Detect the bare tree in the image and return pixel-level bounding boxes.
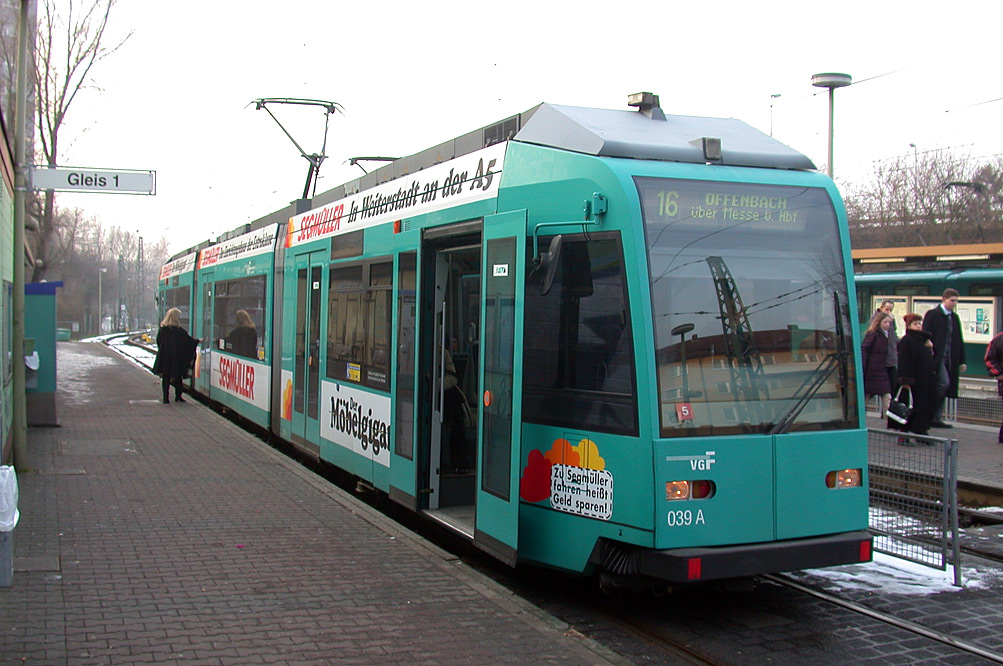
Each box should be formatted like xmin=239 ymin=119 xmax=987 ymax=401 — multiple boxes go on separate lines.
xmin=36 ymin=206 xmax=170 ymax=334
xmin=0 ymin=0 xmax=32 ymax=133
xmin=844 ymin=149 xmax=1003 ymax=248
xmin=29 ymin=0 xmax=130 ymax=281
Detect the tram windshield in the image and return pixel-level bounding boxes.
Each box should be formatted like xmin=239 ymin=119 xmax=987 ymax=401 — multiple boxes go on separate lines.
xmin=636 ymin=177 xmax=859 ymax=437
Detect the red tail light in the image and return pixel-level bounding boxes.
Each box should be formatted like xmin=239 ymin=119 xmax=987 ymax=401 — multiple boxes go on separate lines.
xmin=859 ymin=540 xmax=872 ymax=562
xmin=687 ymin=557 xmax=702 ymax=580
xmin=691 ymin=480 xmax=715 ymax=499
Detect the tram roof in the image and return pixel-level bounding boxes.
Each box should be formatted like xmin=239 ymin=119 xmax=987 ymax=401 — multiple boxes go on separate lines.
xmin=308 ymin=99 xmax=817 ymax=212
xmin=166 ymin=99 xmax=817 ymax=263
xmin=512 ymin=103 xmax=816 ymax=170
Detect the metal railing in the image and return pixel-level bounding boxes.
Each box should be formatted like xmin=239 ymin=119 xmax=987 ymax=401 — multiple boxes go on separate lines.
xmin=867 ymin=427 xmax=962 ymax=586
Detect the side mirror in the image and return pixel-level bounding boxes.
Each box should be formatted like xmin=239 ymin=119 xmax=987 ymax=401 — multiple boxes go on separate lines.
xmin=538 ymin=235 xmax=562 ymax=295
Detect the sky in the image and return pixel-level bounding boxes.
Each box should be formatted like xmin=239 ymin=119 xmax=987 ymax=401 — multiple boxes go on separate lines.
xmin=48 ymin=0 xmax=1003 ymax=256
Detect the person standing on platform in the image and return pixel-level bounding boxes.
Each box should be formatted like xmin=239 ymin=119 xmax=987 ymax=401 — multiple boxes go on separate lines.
xmin=878 ymin=300 xmax=900 ymax=390
xmin=895 ymin=313 xmax=935 ymax=435
xmin=861 ymin=311 xmax=894 ymax=418
xmin=922 ymin=288 xmax=966 ymax=428
xmin=984 ymin=329 xmax=1003 ymax=443
xmin=153 ymin=308 xmax=199 ymax=404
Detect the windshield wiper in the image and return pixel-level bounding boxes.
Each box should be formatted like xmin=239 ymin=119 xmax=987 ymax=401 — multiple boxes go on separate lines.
xmin=833 ymin=290 xmax=850 ymax=421
xmin=766 ymin=291 xmax=850 ymax=435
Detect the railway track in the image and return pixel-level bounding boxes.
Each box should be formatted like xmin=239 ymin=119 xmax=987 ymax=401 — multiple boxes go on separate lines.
xmin=496 ymin=558 xmax=1003 ymax=666
xmin=766 ymin=573 xmax=1003 ymax=664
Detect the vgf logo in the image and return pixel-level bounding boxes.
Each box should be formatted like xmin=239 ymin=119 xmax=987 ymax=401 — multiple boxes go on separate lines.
xmin=665 ymin=451 xmax=716 ymax=471
xmin=690 ymin=452 xmax=716 ymax=471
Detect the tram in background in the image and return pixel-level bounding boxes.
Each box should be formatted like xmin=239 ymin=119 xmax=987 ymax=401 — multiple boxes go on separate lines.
xmin=158 ymin=94 xmax=871 ymax=587
xmin=854 ymin=261 xmax=1003 ymax=378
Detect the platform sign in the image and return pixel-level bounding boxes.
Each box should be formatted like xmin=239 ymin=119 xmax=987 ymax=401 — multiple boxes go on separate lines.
xmin=29 ymin=166 xmax=156 ymax=194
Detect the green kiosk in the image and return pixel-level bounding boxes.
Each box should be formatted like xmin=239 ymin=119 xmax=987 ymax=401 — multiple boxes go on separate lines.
xmin=25 ymin=282 xmax=62 ymax=427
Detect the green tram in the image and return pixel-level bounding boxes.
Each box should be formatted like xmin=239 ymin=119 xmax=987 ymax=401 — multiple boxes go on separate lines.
xmin=158 ymin=95 xmax=872 ymax=585
xmin=855 ymin=268 xmax=1003 ymax=379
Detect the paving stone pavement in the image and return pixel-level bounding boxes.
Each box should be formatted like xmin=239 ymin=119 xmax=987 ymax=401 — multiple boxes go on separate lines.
xmin=0 ymin=342 xmax=620 ymax=666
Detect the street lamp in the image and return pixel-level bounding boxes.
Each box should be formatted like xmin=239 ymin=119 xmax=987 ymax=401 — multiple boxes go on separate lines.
xmin=97 ymin=267 xmax=107 ymax=335
xmin=770 ymin=93 xmax=781 ymax=136
xmin=811 ymin=72 xmax=852 ymax=179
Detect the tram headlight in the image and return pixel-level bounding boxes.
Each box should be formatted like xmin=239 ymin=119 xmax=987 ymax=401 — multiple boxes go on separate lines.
xmin=825 ymin=468 xmax=861 ymax=489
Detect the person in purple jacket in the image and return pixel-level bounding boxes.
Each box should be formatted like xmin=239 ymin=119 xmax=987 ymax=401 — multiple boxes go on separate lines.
xmin=861 ymin=311 xmax=894 ymax=418
xmin=984 ymin=329 xmax=1003 ymax=443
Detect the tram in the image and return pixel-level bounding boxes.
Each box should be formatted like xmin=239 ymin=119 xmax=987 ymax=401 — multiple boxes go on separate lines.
xmin=855 ymin=267 xmax=1003 ymax=377
xmin=158 ymin=94 xmax=872 ymax=585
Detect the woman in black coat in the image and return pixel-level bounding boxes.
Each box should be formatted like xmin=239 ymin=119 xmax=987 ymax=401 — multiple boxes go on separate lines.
xmin=861 ymin=311 xmax=893 ymax=417
xmin=894 ymin=313 xmax=935 ymax=435
xmin=153 ymin=308 xmax=199 ymax=404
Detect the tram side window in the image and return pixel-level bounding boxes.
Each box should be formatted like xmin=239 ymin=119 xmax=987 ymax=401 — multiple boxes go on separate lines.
xmin=213 ymin=276 xmax=267 ymax=361
xmin=971 ymin=284 xmax=1003 ymax=296
xmin=163 ymin=286 xmax=191 ymax=330
xmin=326 ymin=260 xmax=392 ymax=391
xmin=522 ymin=235 xmax=638 ymax=436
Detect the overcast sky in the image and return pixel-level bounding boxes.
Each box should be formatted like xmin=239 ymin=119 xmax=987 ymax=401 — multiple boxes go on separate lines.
xmin=50 ymin=0 xmax=1003 ymax=255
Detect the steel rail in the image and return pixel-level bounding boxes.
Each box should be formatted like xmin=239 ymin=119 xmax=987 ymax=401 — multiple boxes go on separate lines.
xmin=766 ymin=574 xmax=1003 ymax=664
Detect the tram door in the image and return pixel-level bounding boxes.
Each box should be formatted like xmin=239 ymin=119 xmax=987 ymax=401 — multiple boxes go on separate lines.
xmin=290 ymin=252 xmax=326 ymax=445
xmin=419 ymin=212 xmax=524 ymax=564
xmin=423 ymin=242 xmax=481 ymax=515
xmin=195 ymin=270 xmax=214 ymax=394
xmin=474 ymin=211 xmax=525 ymax=564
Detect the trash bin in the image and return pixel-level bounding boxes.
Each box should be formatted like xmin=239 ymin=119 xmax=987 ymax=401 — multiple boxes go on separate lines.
xmin=0 ymin=466 xmax=19 ymax=587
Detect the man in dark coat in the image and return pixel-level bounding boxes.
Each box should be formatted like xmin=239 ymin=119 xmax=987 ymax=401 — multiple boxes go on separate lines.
xmin=922 ymin=288 xmax=966 ymax=427
xmin=153 ymin=308 xmax=200 ymax=404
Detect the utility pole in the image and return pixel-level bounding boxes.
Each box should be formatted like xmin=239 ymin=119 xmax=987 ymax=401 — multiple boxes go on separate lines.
xmin=136 ymin=235 xmax=144 ymax=328
xmin=12 ymin=0 xmax=36 ymax=469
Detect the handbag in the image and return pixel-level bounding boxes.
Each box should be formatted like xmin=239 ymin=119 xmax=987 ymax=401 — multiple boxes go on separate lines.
xmin=887 ymin=385 xmax=914 ymax=425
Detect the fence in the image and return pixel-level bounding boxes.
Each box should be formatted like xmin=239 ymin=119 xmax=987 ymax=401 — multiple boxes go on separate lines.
xmin=873 ymin=387 xmax=997 ymax=426
xmin=867 ymin=427 xmax=962 ymax=586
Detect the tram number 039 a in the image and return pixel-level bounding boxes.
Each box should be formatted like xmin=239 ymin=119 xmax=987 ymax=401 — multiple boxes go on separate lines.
xmin=667 ymin=509 xmax=706 ymax=527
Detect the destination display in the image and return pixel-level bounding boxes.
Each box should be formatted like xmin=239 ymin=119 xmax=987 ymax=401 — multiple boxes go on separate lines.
xmin=634 ymin=177 xmax=817 ymax=232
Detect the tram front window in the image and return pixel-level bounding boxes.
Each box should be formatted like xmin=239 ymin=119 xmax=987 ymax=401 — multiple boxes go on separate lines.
xmin=636 ymin=177 xmax=859 ymax=437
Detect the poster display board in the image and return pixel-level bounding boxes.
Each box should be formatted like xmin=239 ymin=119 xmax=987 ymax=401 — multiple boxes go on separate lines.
xmin=911 ymin=296 xmax=996 ymax=345
xmin=869 ymin=295 xmax=909 ymax=329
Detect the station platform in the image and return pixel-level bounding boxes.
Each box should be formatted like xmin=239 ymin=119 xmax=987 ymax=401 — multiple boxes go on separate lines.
xmin=0 ymin=342 xmax=617 ymax=666
xmin=865 ymin=411 xmax=1003 ymax=504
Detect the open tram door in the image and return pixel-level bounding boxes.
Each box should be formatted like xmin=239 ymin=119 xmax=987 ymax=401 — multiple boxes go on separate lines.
xmin=474 ymin=211 xmax=525 ymax=564
xmin=418 ymin=212 xmax=525 ymax=565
